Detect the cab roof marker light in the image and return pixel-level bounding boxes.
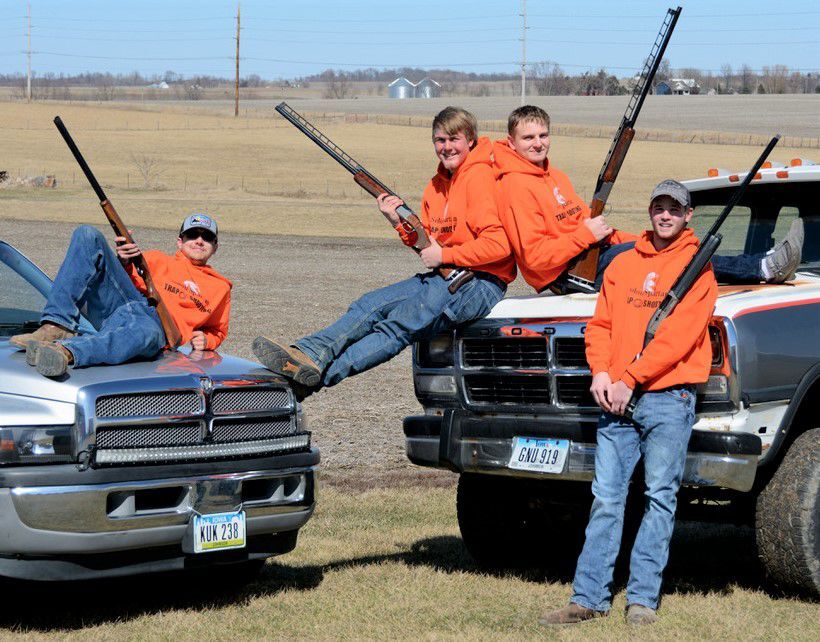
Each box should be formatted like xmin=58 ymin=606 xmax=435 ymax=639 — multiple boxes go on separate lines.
xmin=761 ymin=161 xmax=772 ymax=169
xmin=790 ymin=158 xmax=815 ymax=166
xmin=776 ymin=170 xmax=789 ymax=179
xmin=707 ymin=168 xmax=729 ymax=177
xmin=729 ymin=174 xmax=740 ymax=182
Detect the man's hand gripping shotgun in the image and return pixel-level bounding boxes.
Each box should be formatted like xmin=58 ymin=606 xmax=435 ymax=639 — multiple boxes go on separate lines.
xmin=275 ymin=102 xmax=473 ymax=293
xmin=556 ymin=6 xmax=682 ymax=294
xmin=53 ymin=116 xmax=183 ymax=348
xmin=622 ymin=135 xmax=781 ymax=419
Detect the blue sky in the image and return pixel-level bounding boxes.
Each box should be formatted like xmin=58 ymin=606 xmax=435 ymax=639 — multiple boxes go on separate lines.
xmin=0 ymin=0 xmax=818 ymax=79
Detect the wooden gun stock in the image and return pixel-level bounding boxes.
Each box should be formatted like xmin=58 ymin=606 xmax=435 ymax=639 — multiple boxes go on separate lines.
xmin=53 ymin=115 xmax=182 ymax=348
xmin=100 ymin=200 xmax=183 ymax=348
xmin=353 ymin=172 xmax=430 ymax=250
xmin=563 ymin=128 xmax=636 ymax=289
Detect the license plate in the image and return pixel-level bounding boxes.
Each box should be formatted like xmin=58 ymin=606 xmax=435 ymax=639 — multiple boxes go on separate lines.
xmin=508 ymin=437 xmax=569 ymax=474
xmin=192 ymin=511 xmax=246 ymax=553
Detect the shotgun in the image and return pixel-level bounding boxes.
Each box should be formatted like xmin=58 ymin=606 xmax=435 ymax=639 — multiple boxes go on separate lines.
xmin=558 ymin=6 xmax=682 ymax=294
xmin=53 ymin=116 xmax=183 ymax=348
xmin=276 ymin=102 xmax=474 ymax=293
xmin=623 ymin=135 xmax=780 ymax=419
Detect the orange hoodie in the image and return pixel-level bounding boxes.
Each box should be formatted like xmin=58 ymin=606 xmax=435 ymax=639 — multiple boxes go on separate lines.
xmin=585 ymin=228 xmax=718 ymax=391
xmin=421 ymin=137 xmax=516 ymax=283
xmin=493 ymin=140 xmax=636 ymax=291
xmin=127 ymin=250 xmax=232 ymax=350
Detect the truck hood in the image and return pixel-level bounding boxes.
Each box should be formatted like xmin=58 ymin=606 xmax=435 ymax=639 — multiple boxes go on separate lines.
xmin=486 ymin=273 xmax=820 ymax=321
xmin=0 ymin=341 xmax=278 ymax=404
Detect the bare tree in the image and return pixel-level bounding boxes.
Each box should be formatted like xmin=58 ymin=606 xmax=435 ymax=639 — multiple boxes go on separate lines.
xmin=531 ymin=62 xmax=572 ymax=96
xmin=130 ymin=153 xmax=166 ymax=190
xmin=322 ymin=71 xmax=351 ymax=99
xmin=720 ymin=64 xmax=734 ymax=94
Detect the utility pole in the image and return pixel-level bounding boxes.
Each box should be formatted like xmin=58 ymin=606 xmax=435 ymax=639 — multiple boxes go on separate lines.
xmin=519 ymin=0 xmax=527 ymax=105
xmin=234 ymin=2 xmax=240 ymax=117
xmin=26 ymin=3 xmax=32 ymax=102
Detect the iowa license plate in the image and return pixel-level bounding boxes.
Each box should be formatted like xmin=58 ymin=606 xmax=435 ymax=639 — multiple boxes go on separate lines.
xmin=508 ymin=437 xmax=569 ymax=474
xmin=193 ymin=511 xmax=246 ymax=553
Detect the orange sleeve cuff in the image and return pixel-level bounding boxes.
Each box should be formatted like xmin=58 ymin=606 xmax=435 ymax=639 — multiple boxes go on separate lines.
xmin=441 ymin=246 xmax=454 ymax=265
xmin=620 ymin=370 xmax=639 ymax=389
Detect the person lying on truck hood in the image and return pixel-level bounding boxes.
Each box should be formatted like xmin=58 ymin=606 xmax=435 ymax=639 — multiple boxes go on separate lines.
xmin=252 ymin=106 xmax=515 ymax=399
xmin=9 ymin=213 xmax=231 ymax=377
xmin=494 ymin=105 xmax=803 ymax=292
xmin=540 ymin=179 xmax=717 ymax=627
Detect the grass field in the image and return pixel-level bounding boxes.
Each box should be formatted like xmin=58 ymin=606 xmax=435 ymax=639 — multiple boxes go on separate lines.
xmin=2 ymin=486 xmax=817 ymax=640
xmin=0 ymin=101 xmax=811 ymax=239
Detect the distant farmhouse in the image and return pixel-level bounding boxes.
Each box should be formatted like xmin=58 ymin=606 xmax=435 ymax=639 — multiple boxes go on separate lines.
xmin=388 ymin=76 xmax=441 ymax=99
xmin=655 ymin=78 xmax=700 ymax=95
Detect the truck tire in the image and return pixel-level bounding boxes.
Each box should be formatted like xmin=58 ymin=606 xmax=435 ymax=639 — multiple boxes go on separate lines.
xmin=756 ymin=428 xmax=820 ymax=599
xmin=456 ymin=473 xmax=586 ymax=569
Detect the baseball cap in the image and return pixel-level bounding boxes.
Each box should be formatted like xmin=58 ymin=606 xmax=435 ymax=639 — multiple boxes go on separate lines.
xmin=179 ymin=213 xmax=218 ymax=239
xmin=650 ymin=179 xmax=691 ymax=209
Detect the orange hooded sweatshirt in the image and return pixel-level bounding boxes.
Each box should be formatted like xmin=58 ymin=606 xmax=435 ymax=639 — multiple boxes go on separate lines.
xmin=585 ymin=228 xmax=718 ymax=391
xmin=127 ymin=250 xmax=232 ymax=350
xmin=493 ymin=140 xmax=635 ymax=291
xmin=421 ymin=137 xmax=516 ymax=283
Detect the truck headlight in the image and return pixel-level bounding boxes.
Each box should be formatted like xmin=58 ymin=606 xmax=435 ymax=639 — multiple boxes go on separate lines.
xmin=417 ymin=333 xmax=454 ymax=368
xmin=0 ymin=426 xmax=74 ymax=464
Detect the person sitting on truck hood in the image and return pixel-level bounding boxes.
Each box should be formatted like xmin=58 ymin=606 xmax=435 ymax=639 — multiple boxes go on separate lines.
xmin=9 ymin=213 xmax=231 ymax=377
xmin=252 ymin=106 xmax=515 ymax=398
xmin=494 ymin=105 xmax=804 ymax=292
xmin=540 ymin=179 xmax=717 ymax=627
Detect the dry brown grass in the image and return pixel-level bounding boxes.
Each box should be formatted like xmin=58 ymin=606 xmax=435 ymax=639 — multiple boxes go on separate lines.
xmin=0 ymin=487 xmax=817 ymax=640
xmin=0 ymin=101 xmax=810 ymax=240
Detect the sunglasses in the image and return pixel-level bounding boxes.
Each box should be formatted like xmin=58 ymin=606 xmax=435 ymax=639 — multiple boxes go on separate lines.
xmin=182 ymin=229 xmax=217 ymax=243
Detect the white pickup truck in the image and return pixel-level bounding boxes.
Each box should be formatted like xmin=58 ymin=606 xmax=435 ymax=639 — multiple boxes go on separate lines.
xmin=404 ymin=159 xmax=820 ymax=599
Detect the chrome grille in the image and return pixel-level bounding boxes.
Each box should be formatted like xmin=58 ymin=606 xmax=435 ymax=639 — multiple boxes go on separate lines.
xmin=212 ymin=418 xmax=294 ymax=442
xmin=462 ymin=338 xmax=547 ymax=368
xmin=553 ymin=338 xmax=588 ymax=368
xmin=96 ymin=423 xmax=201 ymax=449
xmin=555 ymin=376 xmax=595 ymax=406
xmin=211 ymin=388 xmax=290 ymax=414
xmin=465 ymin=374 xmax=550 ymax=405
xmin=95 ymin=391 xmax=201 ymax=418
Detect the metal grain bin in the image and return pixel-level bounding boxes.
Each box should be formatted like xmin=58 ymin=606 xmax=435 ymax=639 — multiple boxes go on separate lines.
xmin=388 ymin=77 xmax=415 ymax=99
xmin=416 ymin=77 xmax=441 ymax=99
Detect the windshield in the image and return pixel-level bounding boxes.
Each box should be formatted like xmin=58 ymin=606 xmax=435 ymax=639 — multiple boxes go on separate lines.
xmin=0 ymin=242 xmax=51 ymax=336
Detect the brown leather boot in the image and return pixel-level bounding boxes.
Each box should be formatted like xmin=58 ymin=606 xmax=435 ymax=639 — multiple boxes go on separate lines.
xmin=252 ymin=337 xmax=321 ymax=387
xmin=34 ymin=342 xmax=74 ymax=378
xmin=10 ymin=321 xmax=75 ymax=349
xmin=538 ymin=603 xmax=608 ymax=626
xmin=625 ymin=604 xmax=658 ymax=625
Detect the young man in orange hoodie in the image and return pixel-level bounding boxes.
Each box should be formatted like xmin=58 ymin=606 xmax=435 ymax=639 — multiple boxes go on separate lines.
xmin=495 ymin=105 xmax=802 ymax=292
xmin=540 ymin=180 xmax=717 ymax=627
xmin=10 ymin=214 xmax=231 ymax=376
xmin=253 ymin=106 xmax=514 ymax=395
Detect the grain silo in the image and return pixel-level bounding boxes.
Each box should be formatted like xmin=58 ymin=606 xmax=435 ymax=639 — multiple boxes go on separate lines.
xmin=415 ymin=77 xmax=441 ymax=98
xmin=388 ymin=77 xmax=415 ymax=99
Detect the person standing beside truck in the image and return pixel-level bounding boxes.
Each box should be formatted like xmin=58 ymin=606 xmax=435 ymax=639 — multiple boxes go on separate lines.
xmin=252 ymin=106 xmax=515 ymax=397
xmin=540 ymin=179 xmax=718 ymax=626
xmin=495 ymin=105 xmax=803 ymax=292
xmin=10 ymin=213 xmax=231 ymax=377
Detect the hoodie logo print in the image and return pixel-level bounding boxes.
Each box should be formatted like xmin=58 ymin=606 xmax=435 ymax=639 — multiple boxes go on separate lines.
xmin=184 ymin=280 xmax=201 ymax=296
xmin=642 ymin=272 xmax=657 ymax=294
xmin=553 ymin=187 xmax=567 ymax=206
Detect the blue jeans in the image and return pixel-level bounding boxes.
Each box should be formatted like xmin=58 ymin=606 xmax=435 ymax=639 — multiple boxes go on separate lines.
xmin=296 ymin=272 xmax=505 ymax=387
xmin=571 ymin=386 xmax=696 ymax=611
xmin=41 ymin=225 xmax=165 ymax=368
xmin=596 ymin=242 xmax=763 ymax=288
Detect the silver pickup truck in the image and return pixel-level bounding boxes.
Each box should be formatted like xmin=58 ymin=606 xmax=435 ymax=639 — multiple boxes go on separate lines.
xmin=0 ymin=239 xmax=318 ymax=581
xmin=405 ymin=160 xmax=820 ymax=598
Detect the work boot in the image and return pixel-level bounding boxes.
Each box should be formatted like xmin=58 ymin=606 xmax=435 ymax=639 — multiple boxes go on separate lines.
xmin=763 ymin=218 xmax=804 ymax=283
xmin=538 ymin=603 xmax=608 ymax=626
xmin=33 ymin=342 xmax=74 ymax=378
xmin=9 ymin=321 xmax=75 ymax=350
xmin=25 ymin=339 xmax=51 ymax=366
xmin=625 ymin=604 xmax=658 ymax=626
xmin=252 ymin=337 xmax=321 ymax=387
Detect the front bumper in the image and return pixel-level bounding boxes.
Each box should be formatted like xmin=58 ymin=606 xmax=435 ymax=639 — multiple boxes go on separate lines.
xmin=0 ymin=449 xmax=319 ymax=580
xmin=404 ymin=412 xmax=761 ymax=492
